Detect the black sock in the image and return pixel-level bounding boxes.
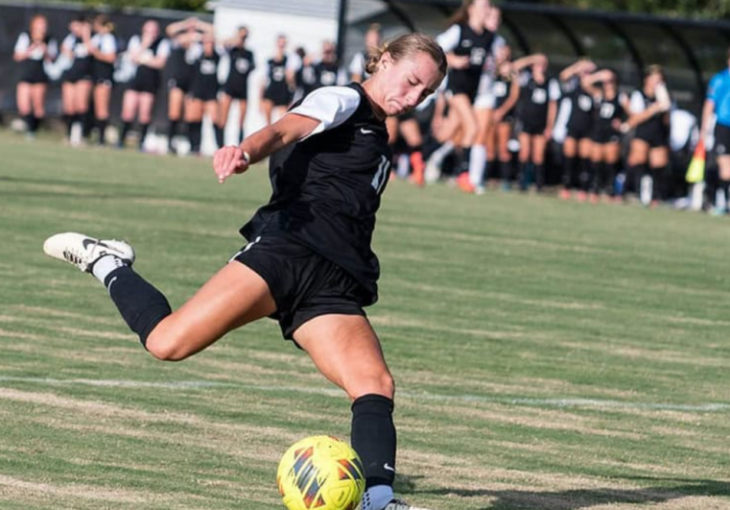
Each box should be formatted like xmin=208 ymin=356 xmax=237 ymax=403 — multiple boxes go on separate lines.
xmin=499 ymin=159 xmax=512 ymax=182
xmin=188 ymin=121 xmax=202 ymax=153
xmin=214 ymin=125 xmax=224 ymax=148
xmin=518 ymin=161 xmax=529 ymax=191
xmin=139 ymin=123 xmax=150 ymax=149
xmin=651 ymin=166 xmax=666 ymax=202
xmin=96 ymin=118 xmax=108 ymax=145
xmin=535 ymin=163 xmax=545 ymax=191
xmin=591 ymin=160 xmax=603 ymax=194
xmin=580 ymin=157 xmax=592 ymax=192
xmin=81 ymin=111 xmax=92 ymax=139
xmin=103 ymin=266 xmax=172 ymax=348
xmin=238 ymin=126 xmax=245 ymax=145
xmin=351 ymin=394 xmax=396 ymax=489
xmin=562 ymin=156 xmax=576 ymax=189
xmin=64 ymin=114 xmax=73 ymax=138
xmin=168 ymin=119 xmax=178 ymax=148
xmin=628 ymin=164 xmax=646 ymax=196
xmin=460 ymin=147 xmax=471 ymax=174
xmin=719 ymin=179 xmax=730 ymax=211
xmin=119 ymin=121 xmax=132 ymax=147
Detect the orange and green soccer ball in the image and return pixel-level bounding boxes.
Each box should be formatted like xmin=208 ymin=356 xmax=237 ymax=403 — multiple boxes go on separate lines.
xmin=277 ymin=435 xmax=365 ymax=510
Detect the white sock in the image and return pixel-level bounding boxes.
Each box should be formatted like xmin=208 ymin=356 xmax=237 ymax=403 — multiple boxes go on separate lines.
xmin=429 ymin=141 xmax=454 ymax=166
xmin=469 ymin=144 xmax=487 ymax=186
xmin=360 ymin=485 xmax=394 ymax=510
xmin=396 ymin=153 xmax=410 ymax=179
xmin=91 ymin=255 xmax=126 ymax=285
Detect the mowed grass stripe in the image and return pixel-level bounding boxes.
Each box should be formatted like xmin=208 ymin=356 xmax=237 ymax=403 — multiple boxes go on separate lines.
xmin=2 ymin=133 xmax=730 ymax=509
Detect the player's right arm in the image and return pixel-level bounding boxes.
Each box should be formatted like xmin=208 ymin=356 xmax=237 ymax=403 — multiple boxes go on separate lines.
xmin=213 ymin=114 xmax=320 ymax=182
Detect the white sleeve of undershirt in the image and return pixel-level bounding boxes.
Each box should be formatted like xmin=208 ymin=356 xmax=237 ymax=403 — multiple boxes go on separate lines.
xmin=436 ymin=25 xmax=461 ymax=53
xmin=287 ymin=86 xmax=362 ymax=139
xmin=630 ymin=90 xmax=645 ymax=113
xmin=349 ymin=52 xmax=364 ymax=76
xmin=15 ymin=33 xmax=29 ymax=53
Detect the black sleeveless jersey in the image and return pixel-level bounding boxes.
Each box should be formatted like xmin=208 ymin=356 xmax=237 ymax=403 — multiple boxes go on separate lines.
xmin=634 ymin=89 xmax=668 ymax=138
xmin=65 ymin=34 xmax=92 ymax=78
xmin=266 ymin=56 xmax=288 ymax=87
xmin=91 ymin=33 xmax=117 ymax=82
xmin=16 ymin=33 xmax=55 ymax=82
xmin=595 ymin=94 xmax=624 ymax=129
xmin=295 ymin=62 xmax=318 ymax=97
xmin=192 ymin=49 xmax=219 ymax=90
xmin=134 ymin=37 xmax=166 ymax=83
xmin=518 ymin=74 xmax=554 ymax=122
xmin=167 ymin=42 xmax=193 ymax=81
xmin=225 ymin=47 xmax=255 ymax=89
xmin=565 ymin=81 xmax=594 ymax=135
xmin=240 ymin=83 xmax=392 ymax=302
xmin=314 ymin=61 xmax=339 ymax=89
xmin=446 ymin=23 xmax=494 ymax=97
xmin=492 ymin=73 xmax=514 ymax=110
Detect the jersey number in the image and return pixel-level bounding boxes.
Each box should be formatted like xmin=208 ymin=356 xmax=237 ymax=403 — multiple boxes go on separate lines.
xmin=600 ymin=103 xmax=615 ymax=119
xmin=531 ymin=88 xmax=547 ymax=104
xmin=371 ymin=155 xmax=391 ymax=194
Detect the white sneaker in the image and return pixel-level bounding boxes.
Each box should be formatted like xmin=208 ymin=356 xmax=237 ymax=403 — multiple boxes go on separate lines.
xmin=43 ymin=232 xmax=135 ymax=273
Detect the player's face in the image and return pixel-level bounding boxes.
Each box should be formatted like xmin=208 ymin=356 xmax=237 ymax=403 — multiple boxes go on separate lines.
xmin=378 ymin=51 xmax=442 ymax=116
xmin=30 ymin=17 xmax=48 ymax=40
xmin=469 ymin=0 xmax=491 ymax=25
xmin=143 ymin=21 xmax=159 ymax=40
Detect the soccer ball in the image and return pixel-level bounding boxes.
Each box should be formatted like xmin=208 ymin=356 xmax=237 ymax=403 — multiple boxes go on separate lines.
xmin=277 ymin=435 xmax=365 ymax=510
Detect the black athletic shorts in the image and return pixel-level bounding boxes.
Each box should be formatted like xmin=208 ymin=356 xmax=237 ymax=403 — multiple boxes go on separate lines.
xmin=232 ymin=235 xmax=369 ymax=341
xmin=520 ymin=118 xmax=547 ymax=136
xmin=714 ymin=123 xmax=730 ymax=156
xmin=635 ymin=125 xmax=668 ymax=148
xmin=168 ymin=75 xmax=191 ymax=93
xmin=591 ymin=125 xmax=621 ymax=144
xmin=263 ymin=85 xmax=291 ymax=106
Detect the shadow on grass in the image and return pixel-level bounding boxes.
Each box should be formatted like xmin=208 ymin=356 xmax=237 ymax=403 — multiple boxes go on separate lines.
xmin=403 ymin=477 xmax=730 ymax=509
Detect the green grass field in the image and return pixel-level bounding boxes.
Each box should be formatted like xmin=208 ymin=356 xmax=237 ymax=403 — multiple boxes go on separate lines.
xmin=1 ymin=131 xmax=729 ymax=510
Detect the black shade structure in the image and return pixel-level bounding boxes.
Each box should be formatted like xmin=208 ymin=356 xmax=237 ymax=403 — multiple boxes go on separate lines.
xmin=344 ymin=0 xmax=730 ymax=113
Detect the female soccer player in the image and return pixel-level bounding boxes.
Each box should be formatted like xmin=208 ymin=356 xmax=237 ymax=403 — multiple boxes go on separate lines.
xmin=60 ymin=17 xmax=93 ymax=145
xmin=434 ymin=0 xmax=495 ymax=193
xmin=558 ymin=59 xmax=596 ymax=201
xmin=187 ymin=30 xmax=224 ymax=153
xmin=624 ymin=65 xmax=671 ymax=206
xmin=88 ymin=15 xmax=118 ymax=146
xmin=218 ymin=26 xmax=256 ymax=146
xmin=584 ymin=69 xmax=629 ymax=201
xmin=44 ymin=32 xmax=446 ymax=510
xmin=260 ymin=34 xmax=296 ymax=125
xmin=514 ymin=53 xmax=560 ymax=192
xmin=165 ymin=17 xmax=200 ymax=153
xmin=118 ymin=20 xmax=170 ymax=150
xmin=488 ymin=45 xmax=519 ymax=189
xmin=13 ymin=14 xmax=57 ymax=139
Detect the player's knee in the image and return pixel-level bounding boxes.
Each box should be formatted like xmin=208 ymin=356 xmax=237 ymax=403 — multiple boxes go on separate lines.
xmin=346 ymin=372 xmax=395 ymax=401
xmin=145 ymin=330 xmax=191 ymax=362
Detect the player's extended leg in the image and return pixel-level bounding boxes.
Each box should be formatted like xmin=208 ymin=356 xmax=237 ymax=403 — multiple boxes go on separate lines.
xmin=43 ymin=233 xmax=276 ymax=360
xmin=294 ymin=315 xmax=401 ymax=510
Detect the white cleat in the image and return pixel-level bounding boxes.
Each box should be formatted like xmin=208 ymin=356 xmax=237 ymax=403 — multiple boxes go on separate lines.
xmin=382 ymin=499 xmax=433 ymax=510
xmin=43 ymin=232 xmax=135 ymax=273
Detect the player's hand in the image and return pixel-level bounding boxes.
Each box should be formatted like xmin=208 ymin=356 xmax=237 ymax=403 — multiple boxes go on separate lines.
xmin=213 ymin=145 xmax=250 ymax=183
xmin=450 ymin=55 xmax=470 ymax=69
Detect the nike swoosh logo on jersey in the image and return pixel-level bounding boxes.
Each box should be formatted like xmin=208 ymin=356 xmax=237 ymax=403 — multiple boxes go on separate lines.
xmin=384 ymin=463 xmax=395 ymax=472
xmin=360 ymin=128 xmax=375 ymax=135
